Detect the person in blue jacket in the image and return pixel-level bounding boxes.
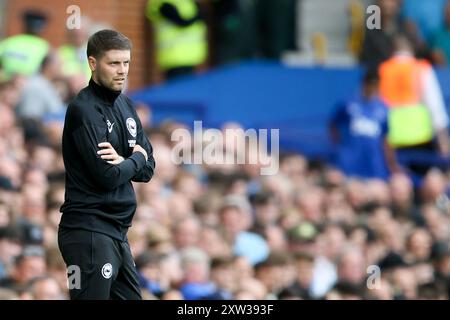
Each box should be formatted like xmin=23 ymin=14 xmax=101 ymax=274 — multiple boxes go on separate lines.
xmin=329 ymin=71 xmax=400 ymax=180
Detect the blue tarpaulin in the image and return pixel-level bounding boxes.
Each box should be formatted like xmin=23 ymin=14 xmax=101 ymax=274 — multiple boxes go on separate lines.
xmin=130 ymin=61 xmax=450 ymax=163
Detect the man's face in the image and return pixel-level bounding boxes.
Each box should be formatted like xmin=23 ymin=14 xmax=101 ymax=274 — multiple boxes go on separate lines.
xmin=16 ymin=256 xmax=46 ymax=284
xmin=378 ymin=0 xmax=399 ymax=18
xmin=363 ymin=81 xmax=379 ymax=99
xmin=90 ymin=49 xmax=130 ymax=92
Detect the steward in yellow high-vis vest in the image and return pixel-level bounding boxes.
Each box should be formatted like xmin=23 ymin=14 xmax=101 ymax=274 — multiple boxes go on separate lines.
xmin=379 ymin=36 xmax=449 ymax=155
xmin=58 ymin=23 xmax=91 ymax=94
xmin=58 ymin=44 xmax=91 ymax=83
xmin=145 ymin=0 xmax=207 ymax=79
xmin=0 ymin=10 xmax=49 ymax=76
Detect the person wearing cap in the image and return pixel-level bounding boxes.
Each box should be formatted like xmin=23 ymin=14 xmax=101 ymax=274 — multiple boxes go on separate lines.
xmin=287 ymin=221 xmax=319 ymax=254
xmin=0 ymin=10 xmax=50 ymax=76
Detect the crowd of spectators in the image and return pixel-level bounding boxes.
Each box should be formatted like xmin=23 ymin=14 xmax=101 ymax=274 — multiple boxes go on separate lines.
xmin=0 ymin=0 xmax=449 ymax=301
xmin=1 ymin=66 xmax=449 ymax=300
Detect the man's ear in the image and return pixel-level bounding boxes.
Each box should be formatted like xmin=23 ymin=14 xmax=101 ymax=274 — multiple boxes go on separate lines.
xmin=88 ymin=56 xmax=96 ymax=72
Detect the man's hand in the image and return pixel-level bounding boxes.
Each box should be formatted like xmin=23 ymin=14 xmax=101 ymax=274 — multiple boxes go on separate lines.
xmin=97 ymin=142 xmax=124 ymax=165
xmin=133 ymin=144 xmax=148 ymax=161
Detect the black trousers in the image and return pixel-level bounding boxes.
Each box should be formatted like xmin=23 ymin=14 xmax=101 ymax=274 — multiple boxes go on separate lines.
xmin=58 ymin=227 xmax=142 ymax=300
xmin=397 ymin=140 xmax=438 ymax=176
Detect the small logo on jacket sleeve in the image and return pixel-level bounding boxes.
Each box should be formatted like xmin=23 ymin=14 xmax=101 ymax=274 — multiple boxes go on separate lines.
xmin=101 ymin=263 xmax=113 ymax=279
xmin=126 ymin=118 xmax=137 ymax=137
xmin=106 ymin=120 xmax=115 ymax=133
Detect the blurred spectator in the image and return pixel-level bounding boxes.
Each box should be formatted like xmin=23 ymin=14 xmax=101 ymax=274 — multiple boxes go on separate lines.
xmin=432 ymin=241 xmax=450 ymax=297
xmin=159 ymin=252 xmax=184 ymax=290
xmin=379 ymin=35 xmax=450 ymax=170
xmin=391 ymin=265 xmax=418 ymax=299
xmin=136 ymin=251 xmax=167 ymax=298
xmin=335 ymin=245 xmax=367 ymax=289
xmin=0 ymin=246 xmax=46 ymax=292
xmin=178 ymin=247 xmax=216 ymax=299
xmin=279 ymin=252 xmax=315 ymax=299
xmin=209 ymin=256 xmax=236 ymax=299
xmin=287 ymin=222 xmax=319 ymax=255
xmin=58 ymin=16 xmax=92 ymax=96
xmin=422 ymin=204 xmax=450 ymax=241
xmin=432 ymin=1 xmax=450 ymax=66
xmin=249 ymin=191 xmax=280 ymax=230
xmin=172 ymin=216 xmax=201 ymax=249
xmin=0 ymin=204 xmax=10 ymax=228
xmin=45 ymin=247 xmax=68 ymax=294
xmin=135 ymin=102 xmax=153 ymax=130
xmin=405 ymin=228 xmax=433 ymax=263
xmin=161 ymin=289 xmax=184 ymax=300
xmin=360 ymin=0 xmax=415 ymax=69
xmin=0 ymin=75 xmax=23 ymax=110
xmin=145 ymin=0 xmax=208 ymax=80
xmin=365 ymin=276 xmax=395 ymax=300
xmin=16 ymin=52 xmax=66 ymax=120
xmin=254 ymin=251 xmax=294 ymax=298
xmin=311 ymin=224 xmax=342 ymax=298
xmin=218 ymin=195 xmax=270 ymax=265
xmin=0 ymin=10 xmax=49 ymax=77
xmin=401 ymin=0 xmax=447 ymax=47
xmin=0 ymin=227 xmax=23 ymax=280
xmin=420 ymin=168 xmax=449 ymax=211
xmin=211 ymin=0 xmax=259 ymax=65
xmin=417 ymin=281 xmax=448 ymax=300
xmin=237 ymin=276 xmax=268 ymax=300
xmin=295 ymin=186 xmax=325 ymax=224
xmin=330 ymin=70 xmax=399 ymax=180
xmin=198 ymin=225 xmax=233 ymax=259
xmin=26 ymin=275 xmax=66 ymax=300
xmin=326 ymin=281 xmax=365 ymax=300
xmin=389 ymin=173 xmax=424 ymax=225
xmin=0 ymin=158 xmax=22 ymax=191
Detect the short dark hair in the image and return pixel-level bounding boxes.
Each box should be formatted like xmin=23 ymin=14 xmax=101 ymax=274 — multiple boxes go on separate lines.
xmin=363 ymin=68 xmax=379 ymax=85
xmin=87 ymin=29 xmax=132 ymax=59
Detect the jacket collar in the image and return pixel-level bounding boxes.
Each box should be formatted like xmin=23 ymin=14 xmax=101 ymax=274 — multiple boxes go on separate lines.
xmin=89 ymin=78 xmax=121 ymax=104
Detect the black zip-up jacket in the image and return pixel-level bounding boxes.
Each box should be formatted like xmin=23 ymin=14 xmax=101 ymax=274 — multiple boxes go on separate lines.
xmin=60 ymin=79 xmax=155 ymax=241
